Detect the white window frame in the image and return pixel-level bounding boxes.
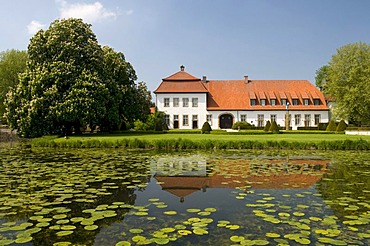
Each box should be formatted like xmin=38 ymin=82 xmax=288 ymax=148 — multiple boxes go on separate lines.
xmin=281 ymin=99 xmax=287 ymax=106
xmin=183 ymin=115 xmax=189 ymax=126
xmin=164 ymin=114 xmax=170 ymax=127
xmin=164 ymin=98 xmax=170 ymax=107
xmin=261 ymin=99 xmax=266 ymax=106
xmin=303 ymin=99 xmax=309 ymax=106
xmin=207 ymin=114 xmax=212 ymax=125
xmin=270 ymin=114 xmax=277 ymax=122
xmin=295 ymin=114 xmax=301 ymax=126
xmin=183 ymin=98 xmax=189 ymax=107
xmin=173 ymin=98 xmax=179 ymax=107
xmin=270 ymin=99 xmax=276 ymax=106
xmin=250 ymin=99 xmax=256 ymax=106
xmin=192 ymin=98 xmax=198 ymax=107
xmin=240 ymin=114 xmax=247 ymax=122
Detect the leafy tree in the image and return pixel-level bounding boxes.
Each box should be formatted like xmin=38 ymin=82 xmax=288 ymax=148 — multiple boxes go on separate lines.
xmin=315 ymin=65 xmax=329 ymax=89
xmin=0 ymin=49 xmax=28 ymax=122
xmin=269 ymin=120 xmax=280 ymax=133
xmin=326 ymin=120 xmax=337 ymax=131
xmin=263 ymin=120 xmax=271 ymax=132
xmin=201 ymin=122 xmax=212 ymax=134
xmin=5 ymin=18 xmax=152 ymax=137
xmin=336 ymin=120 xmax=347 ymax=132
xmin=325 ymin=42 xmax=370 ymax=125
xmin=134 ymin=111 xmax=166 ymax=131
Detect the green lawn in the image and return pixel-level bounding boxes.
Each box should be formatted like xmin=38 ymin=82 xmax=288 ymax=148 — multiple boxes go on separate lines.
xmin=52 ymin=132 xmax=370 ymax=143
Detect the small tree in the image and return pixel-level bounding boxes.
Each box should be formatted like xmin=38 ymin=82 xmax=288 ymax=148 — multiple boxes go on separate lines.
xmin=264 ymin=121 xmax=271 ymax=132
xmin=336 ymin=120 xmax=347 ymax=132
xmin=326 ymin=120 xmax=337 ymax=131
xmin=201 ymin=122 xmax=212 ymax=134
xmin=269 ymin=121 xmax=280 ymax=133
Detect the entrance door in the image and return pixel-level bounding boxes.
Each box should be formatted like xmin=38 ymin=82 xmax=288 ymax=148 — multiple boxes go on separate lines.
xmin=219 ymin=114 xmax=233 ymax=129
xmin=173 ymin=115 xmax=179 ymax=129
xmin=192 ymin=115 xmax=198 ymax=129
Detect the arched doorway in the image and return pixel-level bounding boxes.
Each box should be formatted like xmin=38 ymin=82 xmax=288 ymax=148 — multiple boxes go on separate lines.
xmin=219 ymin=114 xmax=233 ymax=129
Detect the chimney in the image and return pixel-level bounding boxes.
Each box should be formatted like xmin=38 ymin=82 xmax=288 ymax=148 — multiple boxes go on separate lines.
xmin=180 ymin=65 xmax=185 ymax=71
xmin=244 ymin=75 xmax=249 ymax=83
xmin=202 ymin=76 xmax=207 ymax=83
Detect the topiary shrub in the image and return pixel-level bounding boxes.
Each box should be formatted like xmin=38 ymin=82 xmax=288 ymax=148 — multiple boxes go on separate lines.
xmin=336 ymin=120 xmax=347 ymax=132
xmin=326 ymin=120 xmax=337 ymax=131
xmin=269 ymin=121 xmax=280 ymax=133
xmin=201 ymin=122 xmax=212 ymax=134
xmin=264 ymin=121 xmax=271 ymax=132
xmin=232 ymin=121 xmax=255 ymax=130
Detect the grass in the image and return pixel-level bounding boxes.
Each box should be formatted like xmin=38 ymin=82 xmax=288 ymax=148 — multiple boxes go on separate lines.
xmin=31 ymin=131 xmax=370 ymax=150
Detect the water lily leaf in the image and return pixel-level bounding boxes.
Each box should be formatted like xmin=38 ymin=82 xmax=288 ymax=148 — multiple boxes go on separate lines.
xmin=186 ymin=208 xmax=201 ymax=213
xmin=129 ymin=228 xmax=144 ymax=234
xmin=163 ymin=211 xmax=177 ymax=215
xmin=266 ymin=232 xmax=280 ymax=238
xmin=15 ymin=237 xmax=33 ymax=244
xmin=56 ymin=230 xmax=73 ymax=237
xmin=178 ymin=230 xmax=192 ymax=236
xmin=115 ymin=241 xmax=131 ymax=246
xmin=84 ymin=225 xmax=99 ymax=231
xmin=230 ymin=235 xmax=245 ymax=242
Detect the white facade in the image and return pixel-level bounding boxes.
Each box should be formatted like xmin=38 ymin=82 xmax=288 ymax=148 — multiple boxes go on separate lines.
xmin=156 ymin=93 xmax=329 ymax=130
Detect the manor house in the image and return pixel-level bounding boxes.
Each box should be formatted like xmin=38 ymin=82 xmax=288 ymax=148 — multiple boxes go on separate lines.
xmin=154 ymin=66 xmax=329 ymax=130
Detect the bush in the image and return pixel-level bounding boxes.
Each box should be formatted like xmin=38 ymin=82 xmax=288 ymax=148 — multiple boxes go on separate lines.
xmin=269 ymin=121 xmax=280 ymax=133
xmin=201 ymin=122 xmax=212 ymax=134
xmin=232 ymin=121 xmax=255 ymax=130
xmin=336 ymin=120 xmax=347 ymax=132
xmin=318 ymin=123 xmax=329 ymax=130
xmin=326 ymin=120 xmax=337 ymax=131
xmin=264 ymin=121 xmax=271 ymax=132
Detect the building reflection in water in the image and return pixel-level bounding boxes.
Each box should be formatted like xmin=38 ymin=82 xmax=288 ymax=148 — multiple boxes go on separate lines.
xmin=152 ymin=155 xmax=329 ymax=202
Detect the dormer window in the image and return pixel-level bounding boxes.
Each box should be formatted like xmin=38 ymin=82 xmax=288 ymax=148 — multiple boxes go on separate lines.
xmin=292 ymin=99 xmax=298 ymax=105
xmin=281 ymin=99 xmax=287 ymax=106
xmin=313 ymin=99 xmax=320 ymax=105
xmin=260 ymin=99 xmax=266 ymax=106
xmin=303 ymin=99 xmax=309 ymax=105
xmin=271 ymin=99 xmax=276 ymax=106
xmin=250 ymin=99 xmax=256 ymax=106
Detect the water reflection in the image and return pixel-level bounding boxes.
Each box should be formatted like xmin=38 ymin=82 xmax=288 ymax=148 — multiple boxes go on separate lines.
xmin=152 ymin=154 xmax=329 ymax=204
xmin=1 ymin=148 xmax=370 ymax=246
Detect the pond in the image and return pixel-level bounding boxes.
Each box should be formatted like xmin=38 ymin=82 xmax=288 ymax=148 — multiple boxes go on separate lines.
xmin=0 ymin=148 xmax=370 ymax=246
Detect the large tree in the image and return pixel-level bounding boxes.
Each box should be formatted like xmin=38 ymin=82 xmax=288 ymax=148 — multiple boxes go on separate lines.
xmin=0 ymin=49 xmax=28 ymax=122
xmin=314 ymin=65 xmax=329 ymax=90
xmin=5 ymin=18 xmax=151 ymax=137
xmin=325 ymin=42 xmax=370 ymax=125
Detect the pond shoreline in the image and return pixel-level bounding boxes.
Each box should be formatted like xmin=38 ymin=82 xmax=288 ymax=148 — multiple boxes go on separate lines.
xmin=30 ymin=137 xmax=370 ymax=150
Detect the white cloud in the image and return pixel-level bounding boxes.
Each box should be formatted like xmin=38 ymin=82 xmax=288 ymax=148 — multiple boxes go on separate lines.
xmin=27 ymin=20 xmax=46 ymax=35
xmin=57 ymin=0 xmax=119 ymax=23
xmin=126 ymin=9 xmax=134 ymax=15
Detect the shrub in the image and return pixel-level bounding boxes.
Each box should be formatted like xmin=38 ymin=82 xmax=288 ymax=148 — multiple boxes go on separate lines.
xmin=232 ymin=121 xmax=255 ymax=130
xmin=264 ymin=121 xmax=271 ymax=132
xmin=269 ymin=121 xmax=280 ymax=133
xmin=318 ymin=123 xmax=329 ymax=130
xmin=326 ymin=120 xmax=337 ymax=131
xmin=201 ymin=122 xmax=212 ymax=134
xmin=336 ymin=120 xmax=347 ymax=132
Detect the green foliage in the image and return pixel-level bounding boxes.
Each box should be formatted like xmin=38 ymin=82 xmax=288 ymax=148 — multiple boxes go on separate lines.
xmin=263 ymin=121 xmax=271 ymax=132
xmin=4 ymin=18 xmax=151 ymax=137
xmin=201 ymin=122 xmax=212 ymax=134
xmin=269 ymin=121 xmax=280 ymax=133
xmin=326 ymin=120 xmax=337 ymax=131
xmin=325 ymin=42 xmax=370 ymax=125
xmin=232 ymin=121 xmax=255 ymax=130
xmin=0 ymin=49 xmax=28 ymax=122
xmin=315 ymin=65 xmax=329 ymax=89
xmin=336 ymin=120 xmax=347 ymax=132
xmin=134 ymin=111 xmax=167 ymax=132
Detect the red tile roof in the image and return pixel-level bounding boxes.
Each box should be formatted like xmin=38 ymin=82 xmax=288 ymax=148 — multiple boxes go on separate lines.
xmin=154 ymin=70 xmax=208 ymax=93
xmin=154 ymin=69 xmax=329 ymax=111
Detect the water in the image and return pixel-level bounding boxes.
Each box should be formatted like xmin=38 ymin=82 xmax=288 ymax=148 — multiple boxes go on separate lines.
xmin=0 ymin=148 xmax=369 ymax=245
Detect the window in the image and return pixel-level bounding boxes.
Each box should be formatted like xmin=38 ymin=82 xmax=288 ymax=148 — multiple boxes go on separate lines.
xmin=295 ymin=114 xmax=301 ymax=126
xmin=240 ymin=114 xmax=247 ymax=122
xmin=173 ymin=98 xmax=179 ymax=107
xmin=314 ymin=99 xmax=320 ymax=105
xmin=207 ymin=115 xmax=212 ymax=125
xmin=292 ymin=99 xmax=298 ymax=105
xmin=303 ymin=99 xmax=309 ymax=106
xmin=270 ymin=114 xmax=277 ymax=122
xmin=174 ymin=115 xmax=179 ymax=120
xmin=183 ymin=115 xmax=189 ymax=126
xmin=250 ymin=99 xmax=256 ymax=106
xmin=314 ymin=114 xmax=320 ymax=125
xmin=281 ymin=99 xmax=287 ymax=106
xmin=164 ymin=98 xmax=170 ymax=107
xmin=257 ymin=114 xmax=264 ymax=127
xmin=164 ymin=114 xmax=170 ymax=127
xmin=270 ymin=99 xmax=276 ymax=106
xmin=192 ymin=115 xmax=198 ymax=121
xmin=261 ymin=99 xmax=266 ymax=106
xmin=182 ymin=98 xmax=189 ymax=107
xmin=192 ymin=98 xmax=198 ymax=107
xmin=304 ymin=114 xmax=311 ymax=127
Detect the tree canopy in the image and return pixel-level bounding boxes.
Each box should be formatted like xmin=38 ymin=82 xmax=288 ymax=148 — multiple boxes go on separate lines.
xmin=5 ymin=18 xmax=151 ymax=137
xmin=322 ymin=42 xmax=370 ymax=125
xmin=0 ymin=49 xmax=28 ymax=122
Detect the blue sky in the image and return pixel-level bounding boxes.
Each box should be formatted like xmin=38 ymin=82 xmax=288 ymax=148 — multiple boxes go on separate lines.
xmin=1 ymin=0 xmax=370 ymax=94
